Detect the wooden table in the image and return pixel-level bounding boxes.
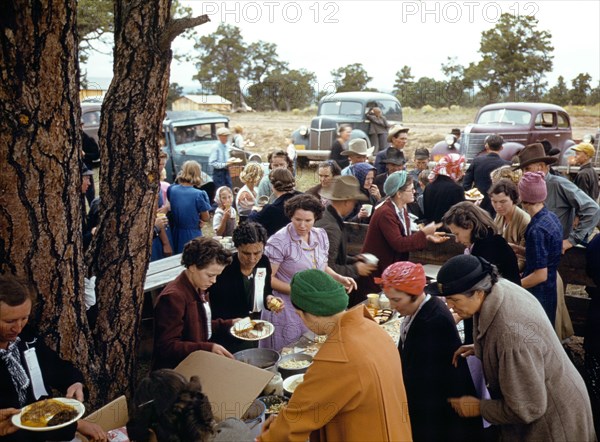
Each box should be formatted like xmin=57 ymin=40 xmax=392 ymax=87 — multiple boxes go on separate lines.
xmin=144 ymin=253 xmax=184 ymax=293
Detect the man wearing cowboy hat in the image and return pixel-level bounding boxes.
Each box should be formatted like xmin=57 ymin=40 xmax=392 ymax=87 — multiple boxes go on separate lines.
xmin=340 ymin=138 xmax=374 ymax=177
xmin=315 ymin=176 xmax=377 ymax=280
xmin=374 ymin=147 xmax=406 ymax=197
xmin=374 ymin=125 xmax=409 ymax=175
xmin=513 ymin=143 xmax=600 ymax=253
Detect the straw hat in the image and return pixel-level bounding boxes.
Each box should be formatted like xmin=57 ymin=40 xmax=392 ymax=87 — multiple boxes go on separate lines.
xmin=387 ymin=125 xmax=409 ymax=142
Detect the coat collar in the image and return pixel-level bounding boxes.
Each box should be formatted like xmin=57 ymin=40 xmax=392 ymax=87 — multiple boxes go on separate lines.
xmin=474 ymin=280 xmax=507 ymax=341
xmin=313 ymin=306 xmax=374 ymax=363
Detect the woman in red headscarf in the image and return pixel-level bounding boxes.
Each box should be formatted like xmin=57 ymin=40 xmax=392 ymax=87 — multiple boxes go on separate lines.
xmin=423 ymin=153 xmax=466 ymax=224
xmin=379 ymin=262 xmax=483 ymax=442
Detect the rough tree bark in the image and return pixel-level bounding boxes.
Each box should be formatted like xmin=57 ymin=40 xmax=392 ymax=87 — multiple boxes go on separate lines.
xmin=1 ymin=0 xmax=209 ymax=407
xmin=0 ymin=0 xmax=93 ymax=368
xmin=88 ymin=0 xmax=209 ymax=404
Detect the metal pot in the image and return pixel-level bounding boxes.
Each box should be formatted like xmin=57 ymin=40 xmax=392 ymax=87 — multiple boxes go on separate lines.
xmin=233 ymin=348 xmax=281 ymax=373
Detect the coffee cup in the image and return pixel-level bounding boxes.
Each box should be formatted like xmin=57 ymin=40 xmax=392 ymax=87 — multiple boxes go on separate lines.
xmin=361 ymin=204 xmax=373 ymax=216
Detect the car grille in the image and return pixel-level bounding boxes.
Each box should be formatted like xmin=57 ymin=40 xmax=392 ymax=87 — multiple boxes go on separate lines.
xmin=310 ymin=118 xmax=336 ymax=150
xmin=461 ymin=133 xmax=489 ymax=159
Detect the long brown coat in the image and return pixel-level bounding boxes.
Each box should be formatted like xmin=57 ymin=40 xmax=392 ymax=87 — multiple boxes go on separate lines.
xmin=475 ymin=279 xmax=596 ymax=441
xmin=260 ymin=306 xmax=413 ymax=442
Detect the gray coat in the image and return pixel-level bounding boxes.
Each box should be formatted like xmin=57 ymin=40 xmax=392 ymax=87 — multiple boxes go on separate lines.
xmin=475 ymin=279 xmax=596 ymax=441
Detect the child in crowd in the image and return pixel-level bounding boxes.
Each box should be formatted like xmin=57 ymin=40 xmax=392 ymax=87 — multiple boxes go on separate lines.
xmin=213 ymin=186 xmax=237 ymax=237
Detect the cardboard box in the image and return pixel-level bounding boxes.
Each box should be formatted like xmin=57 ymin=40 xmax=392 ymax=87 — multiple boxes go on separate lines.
xmin=174 ymin=350 xmax=274 ymax=421
xmin=77 ymin=395 xmax=129 ymax=441
xmin=78 ymin=350 xmax=273 ymax=440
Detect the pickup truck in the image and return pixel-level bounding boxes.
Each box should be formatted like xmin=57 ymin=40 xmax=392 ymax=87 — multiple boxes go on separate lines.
xmin=292 ymin=91 xmax=403 ymax=167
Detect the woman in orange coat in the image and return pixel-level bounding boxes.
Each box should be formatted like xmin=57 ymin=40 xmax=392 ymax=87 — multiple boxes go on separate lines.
xmin=258 ymin=270 xmax=412 ymax=442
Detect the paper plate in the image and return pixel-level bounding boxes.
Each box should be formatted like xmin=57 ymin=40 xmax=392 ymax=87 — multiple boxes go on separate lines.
xmin=231 ymin=319 xmax=274 ymax=341
xmin=12 ymin=398 xmax=85 ymax=432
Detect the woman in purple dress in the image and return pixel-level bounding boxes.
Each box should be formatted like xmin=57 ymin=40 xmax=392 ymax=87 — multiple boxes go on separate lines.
xmin=167 ymin=161 xmax=211 ymax=253
xmin=260 ymin=194 xmax=356 ymax=351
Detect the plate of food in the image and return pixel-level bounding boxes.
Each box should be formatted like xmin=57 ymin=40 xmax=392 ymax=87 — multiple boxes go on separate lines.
xmin=465 ymin=188 xmax=484 ymax=201
xmin=12 ymin=398 xmax=85 ymax=431
xmin=231 ymin=318 xmax=274 ymax=341
xmin=373 ymin=308 xmax=397 ymax=325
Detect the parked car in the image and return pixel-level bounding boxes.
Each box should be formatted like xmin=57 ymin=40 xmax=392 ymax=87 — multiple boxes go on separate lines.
xmin=81 ymin=103 xmax=102 ymax=144
xmin=431 ymin=102 xmax=576 ymax=165
xmin=291 ymin=91 xmax=403 ymax=167
xmin=162 ymin=110 xmax=261 ymax=189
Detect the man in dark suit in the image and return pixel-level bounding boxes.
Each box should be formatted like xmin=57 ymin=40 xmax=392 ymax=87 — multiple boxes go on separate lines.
xmin=462 ymin=134 xmax=510 ymax=217
xmin=379 ymin=262 xmax=482 ymax=442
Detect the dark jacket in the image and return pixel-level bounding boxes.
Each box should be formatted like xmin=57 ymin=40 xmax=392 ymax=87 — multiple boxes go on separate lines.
xmin=574 ymin=162 xmax=599 ymax=202
xmin=248 ymin=191 xmax=302 ymax=236
xmin=329 ymin=140 xmax=349 ymax=169
xmin=209 ymin=253 xmax=273 ymax=353
xmin=0 ymin=327 xmax=84 ymax=442
xmin=462 ymin=233 xmax=522 ymax=345
xmin=463 ymin=153 xmax=510 ymax=217
xmin=153 ymin=272 xmax=234 ymax=369
xmin=315 ymin=205 xmax=358 ymax=278
xmin=423 ymin=175 xmax=465 ymax=223
xmin=401 ymin=296 xmax=482 ymax=442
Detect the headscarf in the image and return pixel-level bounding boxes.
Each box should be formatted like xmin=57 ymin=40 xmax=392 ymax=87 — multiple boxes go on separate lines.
xmin=375 ymin=262 xmax=426 ymax=296
xmin=213 ymin=186 xmax=232 ymax=206
xmin=429 ymin=153 xmax=465 ymax=182
xmin=353 ymin=162 xmax=376 ymax=189
xmin=384 ymin=171 xmax=408 ymax=196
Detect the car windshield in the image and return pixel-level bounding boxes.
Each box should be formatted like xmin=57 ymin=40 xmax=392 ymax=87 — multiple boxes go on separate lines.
xmin=171 ymin=123 xmax=226 ymax=145
xmin=477 ymin=109 xmax=531 ymax=125
xmin=319 ymin=101 xmax=363 ymax=116
xmin=375 ymin=100 xmax=402 ymax=121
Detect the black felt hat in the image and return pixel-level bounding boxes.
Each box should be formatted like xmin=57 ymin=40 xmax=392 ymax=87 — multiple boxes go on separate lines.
xmin=425 ymin=255 xmax=493 ymax=296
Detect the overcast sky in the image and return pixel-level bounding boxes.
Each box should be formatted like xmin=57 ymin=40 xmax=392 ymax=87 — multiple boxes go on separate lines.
xmin=84 ymin=0 xmax=600 ymax=95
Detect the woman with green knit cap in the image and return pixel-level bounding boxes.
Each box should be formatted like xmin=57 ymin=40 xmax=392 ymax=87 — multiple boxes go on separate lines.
xmin=258 ymin=269 xmax=412 ymax=442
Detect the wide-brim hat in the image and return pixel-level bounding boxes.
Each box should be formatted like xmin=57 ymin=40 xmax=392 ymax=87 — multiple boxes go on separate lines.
xmin=319 ymin=175 xmax=368 ymax=201
xmin=341 ymin=138 xmax=374 ymax=156
xmin=387 ymin=125 xmax=409 ymax=142
xmin=382 ymin=148 xmax=406 ymax=165
xmin=512 ymin=143 xmax=557 ymax=170
xmin=216 ymin=127 xmax=231 ymax=136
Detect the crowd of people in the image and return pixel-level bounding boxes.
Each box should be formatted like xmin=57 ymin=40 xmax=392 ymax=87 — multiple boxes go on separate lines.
xmin=2 ymin=123 xmax=600 ymax=441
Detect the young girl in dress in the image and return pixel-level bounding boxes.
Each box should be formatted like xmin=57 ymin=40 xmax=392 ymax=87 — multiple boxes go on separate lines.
xmin=236 ymin=162 xmax=263 ymax=221
xmin=213 ymin=186 xmax=237 ymax=237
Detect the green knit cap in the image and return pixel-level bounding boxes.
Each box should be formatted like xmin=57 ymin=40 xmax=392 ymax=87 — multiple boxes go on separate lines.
xmin=290 ymin=270 xmax=349 ymax=316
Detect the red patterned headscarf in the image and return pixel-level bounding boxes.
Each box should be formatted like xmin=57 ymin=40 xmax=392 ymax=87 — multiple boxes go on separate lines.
xmin=375 ymin=262 xmax=426 ymax=296
xmin=429 ymin=153 xmax=466 ymax=182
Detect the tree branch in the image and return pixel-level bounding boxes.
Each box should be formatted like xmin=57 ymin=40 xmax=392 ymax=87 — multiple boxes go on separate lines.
xmin=160 ymin=15 xmax=210 ymax=51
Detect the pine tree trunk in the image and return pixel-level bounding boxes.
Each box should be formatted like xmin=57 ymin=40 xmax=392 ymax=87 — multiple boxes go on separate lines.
xmin=87 ymin=0 xmax=172 ymax=403
xmin=88 ymin=0 xmax=210 ymax=404
xmin=0 ymin=0 xmax=93 ymax=373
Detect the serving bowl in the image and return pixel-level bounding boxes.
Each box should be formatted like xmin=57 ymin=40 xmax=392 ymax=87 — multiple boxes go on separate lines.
xmin=277 ymin=352 xmax=313 ymax=379
xmin=283 ymin=373 xmax=305 ymax=397
xmin=257 ymin=395 xmax=288 ymax=417
xmin=233 ymin=348 xmax=281 ymax=373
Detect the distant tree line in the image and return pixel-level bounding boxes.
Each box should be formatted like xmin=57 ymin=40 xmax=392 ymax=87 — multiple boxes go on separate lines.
xmin=168 ymin=15 xmax=599 ymax=110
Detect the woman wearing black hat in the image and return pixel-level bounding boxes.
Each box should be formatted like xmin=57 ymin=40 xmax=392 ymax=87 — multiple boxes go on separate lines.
xmin=428 ymin=255 xmax=595 ymax=441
